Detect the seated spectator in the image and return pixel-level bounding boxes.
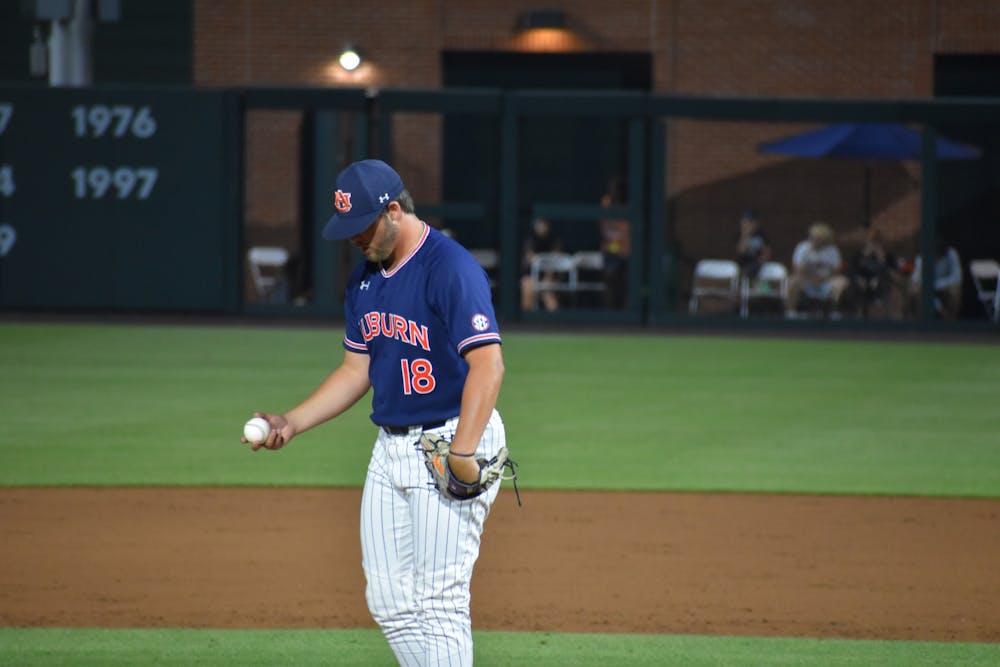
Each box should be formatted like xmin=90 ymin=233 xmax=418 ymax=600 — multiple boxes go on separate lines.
xmin=735 ymin=208 xmax=771 ymax=283
xmin=520 ymin=217 xmax=562 ymax=312
xmin=845 ymin=227 xmax=900 ymax=319
xmin=906 ymin=238 xmax=962 ymax=320
xmin=787 ymin=222 xmax=848 ymax=317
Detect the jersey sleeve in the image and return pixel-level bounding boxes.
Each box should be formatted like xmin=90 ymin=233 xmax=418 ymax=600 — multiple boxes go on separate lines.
xmin=342 ymin=264 xmax=369 ymax=354
xmin=429 ymin=244 xmax=501 ymax=355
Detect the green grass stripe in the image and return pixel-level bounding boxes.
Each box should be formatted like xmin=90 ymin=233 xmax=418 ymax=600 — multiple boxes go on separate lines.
xmin=1 ymin=628 xmax=998 ymax=666
xmin=2 ymin=322 xmax=999 ymax=495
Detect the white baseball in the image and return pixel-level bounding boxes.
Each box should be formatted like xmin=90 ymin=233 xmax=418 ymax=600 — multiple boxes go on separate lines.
xmin=243 ymin=417 xmax=271 ymax=443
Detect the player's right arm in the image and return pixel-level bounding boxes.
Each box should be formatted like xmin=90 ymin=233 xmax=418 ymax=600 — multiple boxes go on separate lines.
xmin=252 ymin=350 xmax=371 ymax=451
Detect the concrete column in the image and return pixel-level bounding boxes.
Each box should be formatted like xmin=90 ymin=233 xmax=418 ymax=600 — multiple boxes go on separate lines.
xmin=48 ymin=0 xmax=94 ymax=87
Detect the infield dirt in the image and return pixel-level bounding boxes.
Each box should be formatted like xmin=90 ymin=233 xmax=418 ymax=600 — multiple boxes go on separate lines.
xmin=1 ymin=487 xmax=998 ymax=641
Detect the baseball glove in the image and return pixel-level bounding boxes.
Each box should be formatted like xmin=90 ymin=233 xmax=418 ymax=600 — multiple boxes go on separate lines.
xmin=419 ymin=432 xmax=519 ymax=504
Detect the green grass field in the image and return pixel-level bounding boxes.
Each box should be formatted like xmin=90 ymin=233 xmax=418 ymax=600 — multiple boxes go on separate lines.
xmin=3 ymin=322 xmax=999 ymax=495
xmin=2 ymin=321 xmax=999 ymax=665
xmin=2 ymin=628 xmax=999 ymax=667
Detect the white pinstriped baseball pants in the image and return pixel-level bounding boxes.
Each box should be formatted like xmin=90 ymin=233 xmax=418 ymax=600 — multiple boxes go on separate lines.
xmin=360 ymin=410 xmax=505 ymax=667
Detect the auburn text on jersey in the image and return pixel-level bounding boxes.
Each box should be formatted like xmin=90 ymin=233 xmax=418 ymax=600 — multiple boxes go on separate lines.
xmin=360 ymin=312 xmax=431 ymax=351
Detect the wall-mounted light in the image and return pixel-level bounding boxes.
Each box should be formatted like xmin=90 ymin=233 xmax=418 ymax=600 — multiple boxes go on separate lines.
xmin=510 ymin=9 xmax=582 ymax=52
xmin=338 ymin=44 xmax=362 ymax=72
xmin=324 ymin=43 xmax=377 ymax=84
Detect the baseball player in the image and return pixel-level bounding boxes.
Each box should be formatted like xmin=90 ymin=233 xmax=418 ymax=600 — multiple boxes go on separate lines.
xmin=244 ymin=159 xmax=513 ymax=666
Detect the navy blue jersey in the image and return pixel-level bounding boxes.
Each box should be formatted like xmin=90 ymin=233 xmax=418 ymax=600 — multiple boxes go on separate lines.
xmin=343 ymin=224 xmax=502 ymax=426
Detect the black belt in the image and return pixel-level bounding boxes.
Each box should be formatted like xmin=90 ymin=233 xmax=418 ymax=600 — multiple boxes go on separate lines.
xmin=381 ymin=420 xmax=448 ymax=435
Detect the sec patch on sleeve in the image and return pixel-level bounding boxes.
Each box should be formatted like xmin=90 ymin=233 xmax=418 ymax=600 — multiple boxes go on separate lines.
xmin=471 ymin=313 xmax=490 ymax=331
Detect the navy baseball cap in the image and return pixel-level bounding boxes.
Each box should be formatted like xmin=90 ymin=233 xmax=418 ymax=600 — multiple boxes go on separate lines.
xmin=322 ymin=159 xmax=405 ymax=241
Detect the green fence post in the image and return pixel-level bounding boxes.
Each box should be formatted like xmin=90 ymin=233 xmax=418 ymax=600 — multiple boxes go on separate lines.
xmin=499 ymin=92 xmax=519 ymax=323
xmin=224 ymin=90 xmax=245 ymax=313
xmin=647 ymin=118 xmax=667 ymax=321
xmin=919 ymin=127 xmax=938 ymax=323
xmin=311 ymin=111 xmax=339 ymax=311
xmin=627 ymin=116 xmax=645 ymax=317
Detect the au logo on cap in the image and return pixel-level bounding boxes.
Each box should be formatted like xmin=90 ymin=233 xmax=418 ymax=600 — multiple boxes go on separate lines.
xmin=334 ymin=189 xmax=352 ymax=213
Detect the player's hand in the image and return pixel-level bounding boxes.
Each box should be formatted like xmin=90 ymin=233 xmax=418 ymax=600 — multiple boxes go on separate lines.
xmin=243 ymin=412 xmax=294 ymax=451
xmin=447 ymin=453 xmax=481 ymax=484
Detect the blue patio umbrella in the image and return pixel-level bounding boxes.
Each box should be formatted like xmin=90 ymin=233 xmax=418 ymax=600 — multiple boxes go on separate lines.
xmin=757 ymin=123 xmax=980 ymax=225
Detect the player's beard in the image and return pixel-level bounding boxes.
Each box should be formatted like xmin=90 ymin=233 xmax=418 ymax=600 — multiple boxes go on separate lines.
xmin=364 ymin=215 xmax=399 ymax=265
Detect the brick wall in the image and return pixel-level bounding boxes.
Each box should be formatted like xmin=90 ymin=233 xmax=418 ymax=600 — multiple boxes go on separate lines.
xmin=194 ymin=0 xmax=1000 ymax=296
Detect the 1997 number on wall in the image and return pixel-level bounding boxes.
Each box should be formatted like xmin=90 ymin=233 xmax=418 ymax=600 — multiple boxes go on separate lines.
xmin=70 ymin=167 xmax=159 ymax=200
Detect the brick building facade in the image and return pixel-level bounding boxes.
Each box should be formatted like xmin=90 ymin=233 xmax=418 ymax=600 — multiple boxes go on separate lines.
xmin=193 ymin=1 xmax=1000 ymax=309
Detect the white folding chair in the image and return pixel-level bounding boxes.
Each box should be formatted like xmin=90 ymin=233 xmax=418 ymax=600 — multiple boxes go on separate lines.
xmin=247 ymin=246 xmax=290 ymax=302
xmin=968 ymin=259 xmax=1000 ymax=320
xmin=689 ymin=259 xmax=740 ymax=314
xmin=740 ymin=261 xmax=788 ymax=318
xmin=530 ymin=252 xmax=576 ymax=310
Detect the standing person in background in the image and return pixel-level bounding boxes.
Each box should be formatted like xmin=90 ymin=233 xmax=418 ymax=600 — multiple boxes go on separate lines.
xmin=242 ymin=159 xmax=515 ymax=666
xmin=735 ymin=208 xmax=771 ymax=284
xmin=598 ymin=176 xmax=631 ymax=309
xmin=787 ymin=222 xmax=849 ymax=317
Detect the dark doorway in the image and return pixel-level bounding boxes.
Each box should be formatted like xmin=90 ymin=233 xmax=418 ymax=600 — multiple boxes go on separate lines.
xmin=441 ymin=51 xmax=652 ymax=250
xmin=934 ymin=54 xmax=1000 ymax=319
